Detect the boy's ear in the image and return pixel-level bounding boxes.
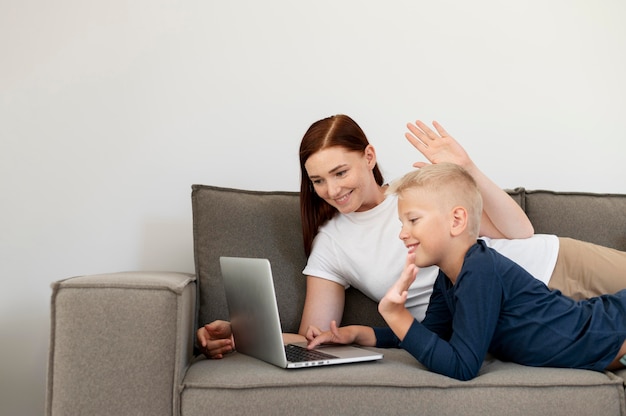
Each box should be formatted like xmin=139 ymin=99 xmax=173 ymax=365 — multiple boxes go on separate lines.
xmin=450 ymin=206 xmax=468 ymax=236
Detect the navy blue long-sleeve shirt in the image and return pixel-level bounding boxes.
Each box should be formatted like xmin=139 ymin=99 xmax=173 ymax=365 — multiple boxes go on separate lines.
xmin=375 ymin=240 xmax=626 ymax=381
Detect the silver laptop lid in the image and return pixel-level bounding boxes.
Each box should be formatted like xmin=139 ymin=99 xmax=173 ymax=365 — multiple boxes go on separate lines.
xmin=220 ymin=256 xmax=289 ymax=367
xmin=220 ymin=256 xmax=383 ymax=368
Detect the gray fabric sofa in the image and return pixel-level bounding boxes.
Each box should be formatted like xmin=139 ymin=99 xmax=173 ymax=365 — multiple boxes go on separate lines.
xmin=46 ymin=185 xmax=626 ymax=415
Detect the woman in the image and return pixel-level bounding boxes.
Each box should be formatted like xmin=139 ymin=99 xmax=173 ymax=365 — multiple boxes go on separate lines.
xmin=198 ymin=114 xmax=626 ymax=358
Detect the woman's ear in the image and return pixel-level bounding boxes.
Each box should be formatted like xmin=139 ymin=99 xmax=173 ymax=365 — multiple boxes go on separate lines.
xmin=450 ymin=206 xmax=468 ymax=237
xmin=364 ymin=144 xmax=377 ymax=168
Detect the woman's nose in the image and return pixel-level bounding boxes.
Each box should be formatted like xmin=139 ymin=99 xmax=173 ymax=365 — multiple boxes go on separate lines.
xmin=328 ymin=180 xmax=342 ymax=198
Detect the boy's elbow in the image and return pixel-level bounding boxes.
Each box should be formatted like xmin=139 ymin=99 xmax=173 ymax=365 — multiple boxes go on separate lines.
xmin=453 ymin=357 xmax=483 ymax=381
xmin=455 ymin=370 xmax=479 ymax=381
xmin=446 ymin=367 xmax=480 ymax=381
xmin=433 ymin=360 xmax=481 ymax=381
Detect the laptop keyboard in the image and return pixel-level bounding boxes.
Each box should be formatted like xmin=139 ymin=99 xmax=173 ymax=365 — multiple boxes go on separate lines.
xmin=285 ymin=344 xmax=338 ymax=362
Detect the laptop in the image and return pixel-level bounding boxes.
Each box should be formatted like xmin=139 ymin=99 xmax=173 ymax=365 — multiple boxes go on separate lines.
xmin=220 ymin=256 xmax=384 ymax=368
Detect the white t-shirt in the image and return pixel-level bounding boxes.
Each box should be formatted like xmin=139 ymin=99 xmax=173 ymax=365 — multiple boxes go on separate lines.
xmin=302 ymin=194 xmax=559 ymax=322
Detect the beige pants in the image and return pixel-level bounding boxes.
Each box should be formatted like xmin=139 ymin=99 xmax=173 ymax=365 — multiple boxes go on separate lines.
xmin=548 ymin=237 xmax=626 ymax=300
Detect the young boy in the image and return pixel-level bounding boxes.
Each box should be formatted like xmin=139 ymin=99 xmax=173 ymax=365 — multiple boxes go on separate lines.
xmin=305 ymin=162 xmax=626 ymax=381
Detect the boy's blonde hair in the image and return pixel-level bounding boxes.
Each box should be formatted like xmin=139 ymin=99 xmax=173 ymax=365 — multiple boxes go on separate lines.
xmin=387 ymin=163 xmax=483 ymax=238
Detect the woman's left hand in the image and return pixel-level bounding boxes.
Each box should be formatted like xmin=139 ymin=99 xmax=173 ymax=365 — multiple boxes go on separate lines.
xmin=305 ymin=320 xmax=352 ymax=349
xmin=405 ymin=120 xmax=474 ymax=170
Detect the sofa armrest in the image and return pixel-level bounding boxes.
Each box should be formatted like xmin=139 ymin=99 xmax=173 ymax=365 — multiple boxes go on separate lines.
xmin=46 ymin=271 xmax=196 ymax=416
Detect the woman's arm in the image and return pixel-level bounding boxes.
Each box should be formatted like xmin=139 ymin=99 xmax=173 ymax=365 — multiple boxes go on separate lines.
xmin=299 ymin=276 xmax=346 ymax=335
xmin=469 ymin=163 xmax=534 ymax=239
xmin=405 ymin=120 xmax=534 ymax=239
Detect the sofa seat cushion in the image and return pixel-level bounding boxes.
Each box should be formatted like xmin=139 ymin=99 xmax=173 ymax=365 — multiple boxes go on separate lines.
xmin=181 ymin=348 xmax=626 ymax=416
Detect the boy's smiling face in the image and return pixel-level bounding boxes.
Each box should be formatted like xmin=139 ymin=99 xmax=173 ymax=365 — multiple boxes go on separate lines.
xmin=397 ymin=188 xmax=452 ymax=268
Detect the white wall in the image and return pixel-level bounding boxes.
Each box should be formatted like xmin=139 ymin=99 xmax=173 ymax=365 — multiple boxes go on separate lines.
xmin=1 ymin=1 xmax=625 ymax=414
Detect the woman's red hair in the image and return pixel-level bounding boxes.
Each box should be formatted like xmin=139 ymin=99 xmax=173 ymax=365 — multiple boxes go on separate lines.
xmin=299 ymin=114 xmax=384 ymax=256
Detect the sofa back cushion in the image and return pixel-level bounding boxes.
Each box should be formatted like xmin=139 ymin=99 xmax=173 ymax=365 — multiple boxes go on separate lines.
xmin=524 ymin=190 xmax=626 ymax=251
xmin=192 ymin=185 xmax=307 ymax=333
xmin=191 ymin=185 xmax=626 ymax=334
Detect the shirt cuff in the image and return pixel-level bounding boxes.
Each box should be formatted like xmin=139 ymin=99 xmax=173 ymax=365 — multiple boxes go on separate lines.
xmin=373 ymin=327 xmax=401 ymax=348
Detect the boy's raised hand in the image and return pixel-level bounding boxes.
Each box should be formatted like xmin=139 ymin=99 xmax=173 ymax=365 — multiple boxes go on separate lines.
xmin=379 ymin=250 xmax=418 ymax=314
xmin=378 ymin=250 xmax=419 ymax=340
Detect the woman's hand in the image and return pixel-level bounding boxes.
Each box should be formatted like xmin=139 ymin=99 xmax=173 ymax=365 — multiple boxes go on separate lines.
xmin=306 ymin=320 xmax=354 ymax=348
xmin=405 ymin=119 xmax=534 ymax=239
xmin=405 ymin=120 xmax=473 ymax=169
xmin=196 ymin=320 xmax=235 ymax=359
xmin=306 ymin=321 xmax=376 ymax=349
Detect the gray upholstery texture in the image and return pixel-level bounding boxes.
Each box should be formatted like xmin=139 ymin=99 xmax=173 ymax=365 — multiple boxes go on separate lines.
xmin=181 ymin=349 xmax=625 ymax=416
xmin=47 ymin=272 xmax=196 ymax=415
xmin=525 ymin=190 xmax=626 ymax=250
xmin=192 ymin=185 xmax=308 ymax=334
xmin=47 ymin=185 xmax=626 ymax=416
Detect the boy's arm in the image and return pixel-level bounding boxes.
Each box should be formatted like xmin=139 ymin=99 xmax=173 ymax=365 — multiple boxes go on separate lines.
xmin=373 ymin=277 xmax=452 ymax=349
xmin=399 ymin=277 xmax=498 ymax=382
xmin=380 ymin=246 xmax=502 ymax=381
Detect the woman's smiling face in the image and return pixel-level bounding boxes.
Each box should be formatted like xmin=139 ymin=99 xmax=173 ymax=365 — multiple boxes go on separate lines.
xmin=305 ymin=145 xmax=380 ymax=214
